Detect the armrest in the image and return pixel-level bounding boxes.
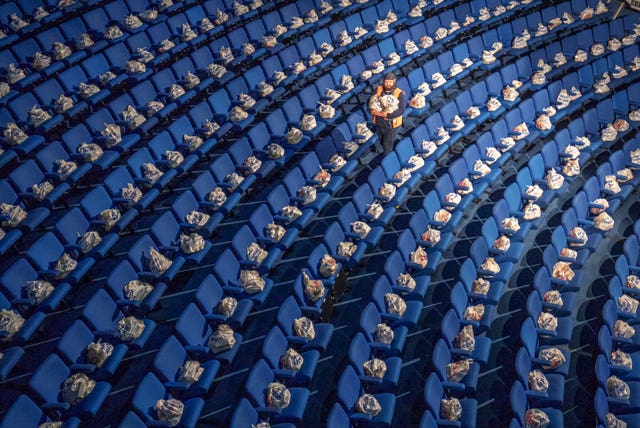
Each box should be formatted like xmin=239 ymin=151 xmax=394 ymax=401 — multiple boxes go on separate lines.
xmin=273 ymin=368 xmax=297 ymax=379
xmin=526 ymin=390 xmax=549 ymax=399
xmin=536 ymin=328 xmax=557 ymax=337
xmin=37 ymin=269 xmax=60 ymax=278
xmin=64 ymin=243 xmax=83 ymax=252
xmin=239 ymin=258 xmax=260 ymax=268
xmin=566 ymin=236 xmax=585 ymax=245
xmin=344 ymin=370 xmax=379 ymax=391
xmin=285 ymin=335 xmax=308 ymax=345
xmin=344 ymin=231 xmax=360 ymax=240
xmin=11 ymin=297 xmax=35 ymax=307
xmin=42 ymin=402 xmax=70 ymax=411
xmin=115 ymin=298 xmax=141 ymax=308
xmin=164 ymin=381 xmax=191 ymax=391
xmin=204 ymin=313 xmax=227 ymax=322
xmin=477 ymin=269 xmax=496 ymax=277
xmin=158 ymin=244 xmax=178 ymax=253
xmin=451 ymin=348 xmax=472 ymax=357
xmin=608 ymin=397 xmax=632 ymax=406
xmin=530 ymin=354 xmax=556 ymax=365
xmin=94 ymin=329 xmax=116 ymax=338
xmin=349 ymin=412 xmax=373 ymax=422
xmin=441 ymin=380 xmax=466 ymax=391
xmin=185 ymin=344 xmax=210 ymax=354
xmin=70 ymin=363 xmax=97 ymax=372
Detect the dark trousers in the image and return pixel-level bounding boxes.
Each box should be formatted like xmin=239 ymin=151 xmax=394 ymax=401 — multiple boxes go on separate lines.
xmin=377 ymin=126 xmax=398 ymax=154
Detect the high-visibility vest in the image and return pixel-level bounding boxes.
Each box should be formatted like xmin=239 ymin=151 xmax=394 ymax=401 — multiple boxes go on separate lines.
xmin=373 ymin=86 xmax=403 ymax=128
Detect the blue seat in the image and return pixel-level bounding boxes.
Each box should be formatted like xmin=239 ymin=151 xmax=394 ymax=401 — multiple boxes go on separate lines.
xmin=322 ymin=221 xmax=366 ymax=269
xmin=214 ymin=248 xmax=273 ymax=304
xmin=250 ymin=202 xmax=300 ymax=250
xmin=348 ymin=332 xmax=402 ymax=392
xmin=371 ymin=275 xmax=423 ymax=328
xmin=132 ymin=372 xmax=204 ymax=428
xmin=127 ymin=234 xmax=185 ymax=281
xmin=396 ymin=228 xmax=440 ymax=275
xmin=54 ymin=207 xmax=118 ymax=260
xmin=210 ymin=152 xmax=256 ymax=195
xmin=171 ymin=190 xmax=223 ymax=237
xmin=283 ymin=167 xmax=331 ymax=213
xmin=229 ymin=137 xmax=275 ymax=180
xmin=127 ymin=148 xmax=177 ymax=190
xmin=151 ymin=211 xmax=212 ymax=264
xmin=515 ymin=347 xmax=565 ymax=408
xmin=533 ymin=265 xmax=577 ymax=317
xmin=383 ymin=252 xmax=430 ymax=301
xmin=314 ymin=137 xmax=358 ymax=179
xmin=360 ymin=302 xmax=407 ymax=357
xmin=34 ymin=141 xmax=91 ymax=184
xmin=599 ymin=326 xmax=640 ymax=382
xmin=231 ymin=224 xmax=281 ymax=273
xmin=262 ymin=326 xmax=320 ymax=385
xmin=526 ymin=292 xmax=574 ymax=346
xmin=190 ymin=170 xmax=238 ymax=216
xmin=277 ymin=296 xmax=333 ymax=352
xmin=111 ymin=92 xmax=159 ymax=135
xmin=146 ymin=21 xmax=188 ymax=55
xmin=12 ymin=38 xmax=63 ymax=78
xmin=26 ymin=232 xmax=93 ymax=285
xmin=82 ymin=288 xmax=156 ymax=349
xmin=0 ymin=344 xmax=23 ymax=380
xmin=492 ymin=198 xmax=531 ymax=243
xmin=174 ymin=303 xmax=242 ymax=365
xmin=129 ymin=81 xmax=177 ymax=121
xmin=79 ymin=186 xmax=137 ymax=234
xmin=481 ymin=215 xmax=526 ymax=263
xmin=33 ymin=77 xmax=87 ymax=119
xmin=595 ymin=351 xmax=640 ymax=414
xmin=338 ymin=202 xmax=384 ymax=249
xmin=352 ymin=184 xmax=395 ymax=227
xmin=9 ymin=92 xmax=63 ymax=134
xmin=86 ymin=110 xmax=139 ymax=153
xmin=194 ymin=274 xmax=253 ymax=329
xmin=0 ymin=257 xmax=70 ymax=313
xmin=0 ymin=394 xmax=81 ymax=428
xmin=56 ymin=319 xmax=127 ymax=380
xmin=299 ymin=152 xmax=345 ymax=194
xmin=510 ymin=380 xmax=564 ymax=428
xmin=0 ymin=291 xmax=44 ymax=344
xmin=105 ymin=260 xmax=167 ymax=315
xmin=327 ymin=402 xmax=356 ymax=428
xmin=153 ymin=334 xmax=219 ymax=398
xmin=29 ymin=354 xmax=111 ymax=419
xmin=9 ymin=159 xmax=70 ymax=207
xmin=432 ymin=337 xmax=480 ymax=393
xmin=230 ymin=397 xmax=296 ymax=428
xmin=450 ymin=282 xmax=495 ymax=334
xmin=292 ymin=268 xmax=329 ymax=319
xmin=441 ymin=309 xmax=491 ymax=364
xmin=470 ymin=237 xmax=514 ymax=285
xmin=244 ymin=359 xmax=310 ymax=423
xmin=424 ymin=372 xmax=477 ymax=428
xmin=520 ymin=317 xmax=570 ymax=378
xmin=603 ymin=299 xmax=640 ymax=353
xmin=337 ymin=365 xmax=396 ymax=427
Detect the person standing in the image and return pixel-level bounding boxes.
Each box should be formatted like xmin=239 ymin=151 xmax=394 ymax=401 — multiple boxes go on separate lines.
xmin=369 ymin=73 xmax=406 ymax=154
